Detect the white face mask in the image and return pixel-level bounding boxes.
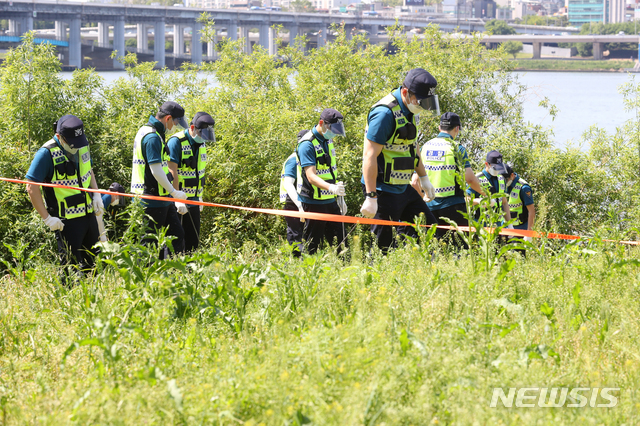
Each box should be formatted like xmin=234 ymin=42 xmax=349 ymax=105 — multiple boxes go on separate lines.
xmin=488 ymin=167 xmax=500 ymax=177
xmin=407 ymin=102 xmax=424 ymax=115
xmin=60 ymin=139 xmax=79 ymax=155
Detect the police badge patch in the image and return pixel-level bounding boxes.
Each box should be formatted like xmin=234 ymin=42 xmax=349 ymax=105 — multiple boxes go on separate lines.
xmin=82 ymin=152 xmax=90 ymax=163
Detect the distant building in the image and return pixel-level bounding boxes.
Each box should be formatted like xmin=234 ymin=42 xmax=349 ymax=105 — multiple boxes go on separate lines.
xmin=568 ymin=0 xmax=624 ymax=24
xmin=473 ymin=0 xmax=496 ymax=17
xmin=496 ymin=6 xmax=513 ymax=18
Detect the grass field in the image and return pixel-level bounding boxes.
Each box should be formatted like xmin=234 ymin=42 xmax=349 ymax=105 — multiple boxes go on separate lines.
xmin=511 ymin=58 xmax=635 ymax=71
xmin=1 ymin=235 xmax=639 ymax=424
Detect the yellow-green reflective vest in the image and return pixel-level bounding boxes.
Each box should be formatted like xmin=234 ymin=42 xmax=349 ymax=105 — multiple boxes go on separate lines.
xmin=296 ymin=131 xmax=337 ymax=201
xmin=477 ymin=171 xmax=506 ymax=207
xmin=131 ymin=125 xmax=172 ymax=196
xmin=279 ymin=152 xmax=298 ymax=204
xmin=365 ymin=93 xmax=418 ymax=186
xmin=507 ymin=177 xmax=530 ymax=226
xmin=174 ymin=130 xmax=207 ymax=198
xmin=421 ymin=137 xmax=464 ymax=198
xmin=42 ymin=139 xmax=94 ymax=219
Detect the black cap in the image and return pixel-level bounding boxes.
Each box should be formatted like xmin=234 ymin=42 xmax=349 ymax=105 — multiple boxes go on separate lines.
xmin=403 ymin=68 xmax=438 ymax=99
xmin=504 ymin=164 xmax=514 ymax=176
xmin=109 ymin=182 xmax=125 ymax=193
xmin=192 ymin=111 xmax=215 ymax=129
xmin=320 ymin=108 xmax=343 ymax=124
xmin=297 ymin=129 xmax=309 ymax=141
xmin=159 ymin=101 xmax=185 ymax=118
xmin=486 ymin=150 xmax=506 ymax=174
xmin=56 ymin=115 xmax=88 ymax=148
xmin=440 ymin=112 xmax=461 ymax=129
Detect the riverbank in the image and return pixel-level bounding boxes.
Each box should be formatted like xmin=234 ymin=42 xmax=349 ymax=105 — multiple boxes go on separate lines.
xmin=511 ymin=58 xmax=635 ymax=72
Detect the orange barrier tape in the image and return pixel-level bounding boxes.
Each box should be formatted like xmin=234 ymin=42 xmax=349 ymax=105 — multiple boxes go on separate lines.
xmin=2 ymin=177 xmax=639 ymax=246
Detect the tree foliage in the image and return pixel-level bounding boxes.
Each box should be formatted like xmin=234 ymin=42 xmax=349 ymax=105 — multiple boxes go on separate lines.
xmin=501 ymin=40 xmax=523 ymax=59
xmin=485 ymin=19 xmax=516 ymax=35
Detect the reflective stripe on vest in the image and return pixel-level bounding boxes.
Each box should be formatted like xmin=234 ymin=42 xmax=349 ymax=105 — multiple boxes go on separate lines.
xmin=421 ymin=137 xmax=461 ymax=198
xmin=43 ymin=140 xmax=94 ymax=219
xmin=508 ymin=177 xmax=530 ymax=226
xmin=279 ymin=152 xmax=298 ymax=204
xmin=296 ymin=131 xmax=337 ymax=201
xmin=477 ymin=171 xmax=505 ymax=208
xmin=174 ymin=130 xmax=207 ymax=198
xmin=365 ymin=93 xmax=418 ymax=185
xmin=131 ymin=125 xmax=172 ymax=196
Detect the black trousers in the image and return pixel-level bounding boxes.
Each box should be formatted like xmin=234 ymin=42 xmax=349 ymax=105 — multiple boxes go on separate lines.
xmin=284 ymin=199 xmax=303 ymax=257
xmin=301 ymin=201 xmax=346 ymax=255
xmin=180 ymin=205 xmax=201 ymax=253
xmin=143 ymin=204 xmax=185 ymax=259
xmin=431 ymin=202 xmax=469 ymax=249
xmin=364 ymin=184 xmax=437 ymax=253
xmin=55 ymin=213 xmax=100 ymax=272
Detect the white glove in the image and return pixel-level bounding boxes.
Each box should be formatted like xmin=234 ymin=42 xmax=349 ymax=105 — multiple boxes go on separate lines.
xmin=490 ymin=197 xmax=497 ymax=207
xmin=297 ymin=204 xmax=306 ymax=223
xmin=171 ymin=189 xmax=188 ymax=200
xmin=99 ymin=234 xmax=108 ymax=242
xmin=507 ymin=224 xmax=514 ymax=230
xmin=199 ymin=196 xmax=203 ymax=212
xmin=328 ymin=181 xmax=346 ymax=196
xmin=360 ymin=197 xmax=378 ymax=218
xmin=43 ymin=215 xmax=64 ymax=232
xmin=524 ymin=236 xmax=532 ymax=243
xmin=419 ymin=175 xmax=436 ymax=202
xmin=92 ymin=193 xmax=104 ymax=216
xmin=337 ymin=196 xmax=347 ymax=216
xmin=175 ymin=202 xmax=188 ymax=215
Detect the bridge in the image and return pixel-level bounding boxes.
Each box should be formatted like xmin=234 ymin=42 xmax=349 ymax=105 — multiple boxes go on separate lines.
xmin=482 ymin=34 xmax=640 ymax=59
xmin=2 ymin=0 xmax=580 ymax=69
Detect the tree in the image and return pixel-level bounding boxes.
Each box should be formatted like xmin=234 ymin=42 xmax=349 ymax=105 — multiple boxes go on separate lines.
xmin=290 ymin=0 xmax=314 ymax=13
xmin=485 ymin=19 xmax=516 ymax=35
xmin=502 ymin=40 xmax=523 ymax=59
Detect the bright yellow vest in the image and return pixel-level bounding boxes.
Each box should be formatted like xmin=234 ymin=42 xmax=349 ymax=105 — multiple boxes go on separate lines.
xmin=174 ymin=130 xmax=207 ymax=198
xmin=421 ymin=136 xmax=462 ymax=198
xmin=42 ymin=139 xmax=94 ymax=219
xmin=296 ymin=131 xmax=337 ymax=201
xmin=365 ymin=93 xmax=418 ymax=186
xmin=507 ymin=177 xmax=530 ymax=226
xmin=131 ymin=125 xmax=172 ymax=196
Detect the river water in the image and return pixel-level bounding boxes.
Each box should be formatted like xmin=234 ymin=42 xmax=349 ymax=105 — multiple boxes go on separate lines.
xmin=62 ymin=70 xmax=637 ymax=149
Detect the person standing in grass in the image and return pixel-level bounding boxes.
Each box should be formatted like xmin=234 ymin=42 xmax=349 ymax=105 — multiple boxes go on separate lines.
xmin=359 ymin=68 xmax=440 ymax=253
xmin=167 ymin=111 xmax=215 ymax=253
xmin=503 ymin=164 xmax=535 ymax=242
xmin=296 ymin=109 xmax=348 ymax=255
xmin=466 ymin=150 xmax=513 ymax=227
xmin=25 ymin=115 xmax=104 ymax=284
xmin=412 ymin=112 xmax=484 ymax=247
xmin=279 ymin=129 xmax=308 ymax=257
xmin=131 ymin=101 xmax=189 ymax=258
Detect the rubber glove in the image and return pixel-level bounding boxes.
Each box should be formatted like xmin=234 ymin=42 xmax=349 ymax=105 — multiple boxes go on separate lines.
xmin=43 ymin=215 xmax=64 ymax=232
xmin=419 ymin=175 xmax=436 ymax=202
xmin=175 ymin=202 xmax=188 ymax=215
xmin=295 ymin=201 xmax=306 ymax=223
xmin=524 ymin=236 xmax=533 ymax=243
xmin=199 ymin=196 xmax=204 ymax=212
xmin=337 ymin=196 xmax=347 ymax=215
xmin=360 ymin=197 xmax=378 ymax=218
xmin=328 ymin=181 xmax=346 ymax=196
xmin=507 ymin=224 xmax=514 ymax=230
xmin=171 ymin=189 xmax=188 ymax=200
xmin=92 ymin=193 xmax=104 ymax=216
xmin=490 ymin=198 xmax=497 ymax=207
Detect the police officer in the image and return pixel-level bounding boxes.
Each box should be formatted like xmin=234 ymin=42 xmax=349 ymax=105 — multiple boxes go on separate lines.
xmin=25 ymin=115 xmax=104 ymax=282
xmin=99 ymin=182 xmax=127 ymax=242
xmin=414 ymin=112 xmax=484 ymax=246
xmin=296 ymin=109 xmax=348 ymax=255
xmin=167 ymin=111 xmax=215 ymax=253
xmin=503 ymin=164 xmax=535 ymax=242
xmin=466 ymin=150 xmax=512 ymax=226
xmin=359 ymin=68 xmax=440 ymax=253
xmin=279 ymin=129 xmax=308 ymax=257
xmin=131 ymin=101 xmax=189 ymax=258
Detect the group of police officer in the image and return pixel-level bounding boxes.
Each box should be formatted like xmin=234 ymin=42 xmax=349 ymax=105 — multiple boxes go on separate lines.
xmin=26 ymin=102 xmax=215 ymax=282
xmin=280 ymin=67 xmax=535 ymax=254
xmin=26 ymin=68 xmax=536 ymax=282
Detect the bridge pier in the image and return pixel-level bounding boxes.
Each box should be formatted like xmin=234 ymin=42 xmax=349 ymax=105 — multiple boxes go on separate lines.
xmin=317 ymin=26 xmax=327 ymax=48
xmin=137 ymin=23 xmax=148 ymax=51
xmin=532 ymin=42 xmax=541 ymax=59
xmin=23 ymin=16 xmax=33 ymax=34
xmin=113 ymin=17 xmax=125 ymax=69
xmin=174 ymin=24 xmax=184 ymax=56
xmin=154 ymin=19 xmax=166 ymax=69
xmin=593 ymin=42 xmax=603 ymax=60
xmin=227 ymin=23 xmax=238 ymax=41
xmin=345 ymin=24 xmax=356 ymax=41
xmin=69 ymin=16 xmax=82 ymax=69
xmin=241 ymin=26 xmax=251 ymax=54
xmin=286 ymin=24 xmax=303 ymax=50
xmin=98 ymin=22 xmax=109 ymax=47
xmin=192 ymin=22 xmax=202 ymax=65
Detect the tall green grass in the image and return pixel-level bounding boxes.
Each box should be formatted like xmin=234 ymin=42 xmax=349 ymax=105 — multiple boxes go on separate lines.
xmin=1 ymin=236 xmax=639 ymax=424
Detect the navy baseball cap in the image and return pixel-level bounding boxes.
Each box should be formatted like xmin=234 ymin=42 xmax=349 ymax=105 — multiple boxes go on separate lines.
xmin=159 ymin=101 xmax=188 ymax=129
xmin=403 ymin=68 xmax=438 ymax=100
xmin=504 ymin=164 xmax=514 ymax=176
xmin=192 ymin=111 xmax=215 ymax=129
xmin=297 ymin=129 xmax=309 ymax=141
xmin=56 ymin=115 xmax=88 ymax=148
xmin=440 ymin=112 xmax=461 ymax=129
xmin=320 ymin=108 xmax=345 ymax=137
xmin=109 ymin=182 xmax=125 ymax=193
xmin=486 ymin=150 xmax=506 ymax=174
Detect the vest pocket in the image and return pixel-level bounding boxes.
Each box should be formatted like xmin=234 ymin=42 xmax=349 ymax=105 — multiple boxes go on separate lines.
xmin=65 ymin=193 xmax=86 ymax=208
xmin=393 ymin=156 xmax=415 ymax=170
